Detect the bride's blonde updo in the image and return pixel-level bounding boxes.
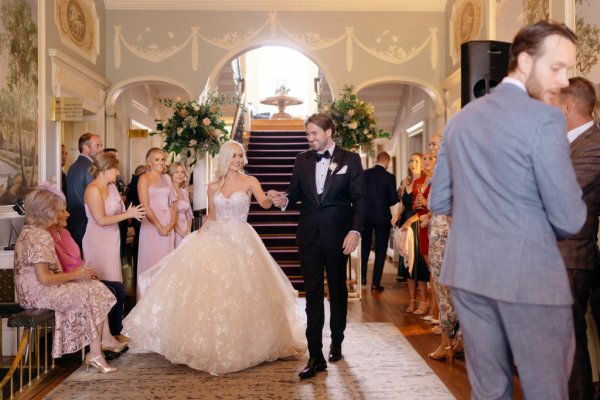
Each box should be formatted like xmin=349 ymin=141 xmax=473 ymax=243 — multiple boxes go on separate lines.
xmin=210 ymin=141 xmax=247 ymax=185
xmin=90 ymin=152 xmax=119 ymax=177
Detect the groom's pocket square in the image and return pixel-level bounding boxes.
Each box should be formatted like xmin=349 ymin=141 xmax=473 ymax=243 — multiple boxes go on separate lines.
xmin=336 ymin=165 xmax=348 ymax=174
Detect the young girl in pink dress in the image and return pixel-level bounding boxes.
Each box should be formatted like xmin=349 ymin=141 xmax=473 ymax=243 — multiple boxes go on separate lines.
xmin=168 ymin=162 xmax=192 ymax=248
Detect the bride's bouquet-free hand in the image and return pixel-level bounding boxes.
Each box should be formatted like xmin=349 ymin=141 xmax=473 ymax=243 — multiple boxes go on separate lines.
xmin=152 ymin=91 xmax=240 ymax=166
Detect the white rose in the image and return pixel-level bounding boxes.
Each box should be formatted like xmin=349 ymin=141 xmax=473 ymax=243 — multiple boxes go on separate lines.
xmin=189 ymin=139 xmax=198 ymax=146
xmin=348 ymin=121 xmax=358 ymax=129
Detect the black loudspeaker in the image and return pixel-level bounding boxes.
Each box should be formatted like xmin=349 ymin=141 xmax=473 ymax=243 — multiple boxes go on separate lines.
xmin=461 ymin=40 xmax=511 ymax=106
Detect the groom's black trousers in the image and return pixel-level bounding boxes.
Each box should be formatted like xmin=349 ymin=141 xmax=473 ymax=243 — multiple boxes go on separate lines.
xmin=299 ymin=238 xmax=348 ymax=358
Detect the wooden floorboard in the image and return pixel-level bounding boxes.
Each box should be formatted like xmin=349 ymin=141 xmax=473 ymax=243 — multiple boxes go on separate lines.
xmin=26 ymin=259 xmax=525 ymax=399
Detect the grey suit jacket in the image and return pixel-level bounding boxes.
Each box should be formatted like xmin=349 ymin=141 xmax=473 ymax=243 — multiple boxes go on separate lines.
xmin=429 ymin=82 xmax=586 ymax=306
xmin=557 ymin=124 xmax=600 ymax=271
xmin=66 ymin=154 xmax=93 ymax=246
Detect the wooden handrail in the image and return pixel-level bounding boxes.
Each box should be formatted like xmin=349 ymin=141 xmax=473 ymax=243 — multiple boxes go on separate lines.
xmin=0 ymin=329 xmax=29 ymax=398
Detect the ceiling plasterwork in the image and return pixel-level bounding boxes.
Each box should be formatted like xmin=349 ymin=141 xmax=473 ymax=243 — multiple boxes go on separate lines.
xmin=104 ymin=0 xmax=446 ymax=12
xmin=113 ymin=12 xmax=439 ymax=72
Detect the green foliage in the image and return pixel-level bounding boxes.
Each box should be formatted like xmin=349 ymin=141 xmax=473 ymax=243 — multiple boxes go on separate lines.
xmin=326 ymin=85 xmax=390 ymax=156
xmin=151 ymin=91 xmax=240 ymax=166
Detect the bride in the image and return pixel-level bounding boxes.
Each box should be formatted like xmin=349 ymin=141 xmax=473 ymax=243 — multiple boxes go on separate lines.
xmin=122 ymin=141 xmax=306 ymax=375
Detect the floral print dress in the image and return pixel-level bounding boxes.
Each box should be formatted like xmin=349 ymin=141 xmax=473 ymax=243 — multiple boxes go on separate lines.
xmin=13 ymin=225 xmax=116 ymax=357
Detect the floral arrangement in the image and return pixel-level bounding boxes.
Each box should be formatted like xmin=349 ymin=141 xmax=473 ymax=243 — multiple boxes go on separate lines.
xmin=152 ymin=92 xmax=239 ymax=166
xmin=275 ymin=84 xmax=290 ymax=96
xmin=324 ymin=85 xmax=390 ymax=156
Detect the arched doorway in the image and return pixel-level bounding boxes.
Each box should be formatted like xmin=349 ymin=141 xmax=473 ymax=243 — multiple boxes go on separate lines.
xmin=105 ymin=77 xmax=192 ymax=181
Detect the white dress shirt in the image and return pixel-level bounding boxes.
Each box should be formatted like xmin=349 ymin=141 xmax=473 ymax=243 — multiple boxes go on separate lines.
xmin=567 ymin=120 xmax=594 ymax=144
xmin=315 ymin=143 xmax=336 ymax=195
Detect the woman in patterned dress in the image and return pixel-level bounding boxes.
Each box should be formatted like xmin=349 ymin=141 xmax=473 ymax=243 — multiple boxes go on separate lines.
xmin=13 ymin=187 xmax=123 ymax=373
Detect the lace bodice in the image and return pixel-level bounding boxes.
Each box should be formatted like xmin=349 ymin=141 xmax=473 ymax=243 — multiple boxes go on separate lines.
xmin=214 ymin=191 xmax=250 ymax=223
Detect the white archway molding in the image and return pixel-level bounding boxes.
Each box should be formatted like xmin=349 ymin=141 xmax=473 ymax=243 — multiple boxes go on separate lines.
xmin=354 ymin=76 xmax=444 ymax=116
xmin=105 ymin=75 xmax=194 ymax=115
xmin=204 ymin=39 xmax=339 ymax=101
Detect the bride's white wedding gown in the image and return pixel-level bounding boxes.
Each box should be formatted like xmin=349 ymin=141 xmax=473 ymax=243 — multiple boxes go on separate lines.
xmin=122 ymin=190 xmax=307 ymax=375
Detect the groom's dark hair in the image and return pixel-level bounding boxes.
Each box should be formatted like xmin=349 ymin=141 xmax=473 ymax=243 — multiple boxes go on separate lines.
xmin=306 ymin=113 xmax=336 ymax=136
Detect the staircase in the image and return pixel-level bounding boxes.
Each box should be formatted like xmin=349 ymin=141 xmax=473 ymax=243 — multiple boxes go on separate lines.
xmin=244 ymin=120 xmax=308 ymax=292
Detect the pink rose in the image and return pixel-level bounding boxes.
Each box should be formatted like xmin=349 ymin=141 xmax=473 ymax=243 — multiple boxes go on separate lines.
xmin=202 ymin=118 xmax=211 ymax=126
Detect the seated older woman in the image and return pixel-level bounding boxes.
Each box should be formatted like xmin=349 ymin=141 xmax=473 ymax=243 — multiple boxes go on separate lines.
xmin=43 ymin=182 xmax=129 ymax=347
xmin=13 ymin=186 xmax=124 ymax=373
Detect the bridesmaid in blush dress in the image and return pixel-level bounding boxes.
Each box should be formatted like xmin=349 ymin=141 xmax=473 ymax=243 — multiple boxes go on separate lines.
xmin=83 ymin=152 xmax=146 ymax=283
xmin=137 ymin=148 xmax=177 ymax=291
xmin=168 ymin=162 xmax=192 ymax=247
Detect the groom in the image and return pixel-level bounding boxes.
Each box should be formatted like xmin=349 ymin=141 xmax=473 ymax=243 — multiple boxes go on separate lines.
xmin=271 ymin=112 xmax=366 ymax=379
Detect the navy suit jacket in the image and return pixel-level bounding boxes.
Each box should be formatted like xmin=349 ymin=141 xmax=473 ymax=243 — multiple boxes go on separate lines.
xmin=66 ymin=155 xmax=93 ymax=247
xmin=364 ymin=164 xmax=398 ymax=226
xmin=429 ymin=82 xmax=586 ymax=306
xmin=287 ymin=146 xmax=366 ymax=249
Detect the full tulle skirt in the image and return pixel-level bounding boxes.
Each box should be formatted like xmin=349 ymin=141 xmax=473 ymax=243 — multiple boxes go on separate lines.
xmin=122 ymin=220 xmax=307 ymax=375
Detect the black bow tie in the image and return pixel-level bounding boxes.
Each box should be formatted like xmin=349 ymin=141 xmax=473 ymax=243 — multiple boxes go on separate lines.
xmin=315 ymin=151 xmax=331 ymax=162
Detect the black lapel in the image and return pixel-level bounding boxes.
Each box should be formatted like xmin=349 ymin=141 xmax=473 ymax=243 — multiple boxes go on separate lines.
xmin=320 ymin=147 xmax=344 ymax=202
xmin=305 ymin=151 xmax=319 ymax=205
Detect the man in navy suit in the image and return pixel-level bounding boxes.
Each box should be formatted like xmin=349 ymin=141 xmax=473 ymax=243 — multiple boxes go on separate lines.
xmin=430 ymin=21 xmax=586 ymax=398
xmin=271 ymin=113 xmax=366 ymax=379
xmin=360 ymin=151 xmax=398 ymax=291
xmin=66 ymin=132 xmax=103 ymax=251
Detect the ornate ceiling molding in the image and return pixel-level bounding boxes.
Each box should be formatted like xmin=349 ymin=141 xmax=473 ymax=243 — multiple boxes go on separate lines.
xmin=112 ymin=12 xmax=439 ymax=72
xmin=104 ymin=0 xmax=446 ymax=12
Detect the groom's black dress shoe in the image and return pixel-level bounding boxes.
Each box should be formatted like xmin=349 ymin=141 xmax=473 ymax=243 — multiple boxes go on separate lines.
xmin=328 ymin=344 xmax=343 ymax=362
xmin=371 ymin=284 xmax=384 ymax=292
xmin=298 ymin=357 xmax=327 ymax=379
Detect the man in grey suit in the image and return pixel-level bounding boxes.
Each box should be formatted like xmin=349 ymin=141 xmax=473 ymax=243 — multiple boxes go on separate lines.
xmin=557 ymin=77 xmax=600 ymax=400
xmin=66 ymin=133 xmax=103 ymax=251
xmin=429 ymin=21 xmax=586 ymax=399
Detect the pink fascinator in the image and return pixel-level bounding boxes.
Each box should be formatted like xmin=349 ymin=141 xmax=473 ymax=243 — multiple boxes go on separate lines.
xmin=38 ymin=181 xmax=66 ymax=205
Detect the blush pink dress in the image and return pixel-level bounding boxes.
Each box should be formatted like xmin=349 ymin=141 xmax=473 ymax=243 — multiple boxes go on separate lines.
xmin=14 ymin=225 xmax=115 ymax=358
xmin=174 ymin=188 xmax=192 ymax=248
xmin=137 ymin=174 xmax=175 ymax=278
xmin=82 ymin=184 xmax=125 ymax=282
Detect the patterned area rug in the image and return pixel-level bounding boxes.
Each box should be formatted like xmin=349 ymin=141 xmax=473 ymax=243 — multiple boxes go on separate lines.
xmin=46 ymin=322 xmax=453 ymax=400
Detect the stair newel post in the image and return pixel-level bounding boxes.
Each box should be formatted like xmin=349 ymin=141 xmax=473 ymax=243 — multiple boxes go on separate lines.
xmin=192 ymin=155 xmax=210 ymax=213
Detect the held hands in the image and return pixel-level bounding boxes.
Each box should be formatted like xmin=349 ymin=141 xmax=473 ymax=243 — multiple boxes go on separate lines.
xmin=419 ymin=213 xmax=431 ymax=227
xmin=342 ymin=231 xmax=360 ymax=255
xmin=267 ymin=190 xmax=287 ymax=208
xmin=126 ymin=203 xmax=146 ymax=221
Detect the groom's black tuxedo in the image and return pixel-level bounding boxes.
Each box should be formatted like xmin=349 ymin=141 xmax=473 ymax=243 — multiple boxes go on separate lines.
xmin=287 ymin=146 xmax=366 ymax=358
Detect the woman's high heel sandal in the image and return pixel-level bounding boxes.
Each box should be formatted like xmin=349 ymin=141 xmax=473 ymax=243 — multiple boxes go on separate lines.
xmin=101 ymin=341 xmax=129 ymax=354
xmin=85 ymin=356 xmax=117 ymax=373
xmin=413 ymin=302 xmax=429 ymax=315
xmin=428 ymin=345 xmax=454 ymax=363
xmin=406 ymin=299 xmax=416 ymax=313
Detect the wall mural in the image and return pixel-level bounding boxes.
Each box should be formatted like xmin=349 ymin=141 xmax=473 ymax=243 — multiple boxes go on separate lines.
xmin=113 ymin=12 xmax=439 ymax=73
xmin=521 ymin=0 xmax=549 ymax=25
xmin=496 ymin=0 xmax=548 ymax=43
xmin=576 ymin=0 xmax=600 ymax=82
xmin=0 ymin=0 xmax=38 ymax=205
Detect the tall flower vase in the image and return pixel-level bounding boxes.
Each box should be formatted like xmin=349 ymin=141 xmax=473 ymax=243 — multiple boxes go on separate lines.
xmin=192 ymin=157 xmax=209 ymax=212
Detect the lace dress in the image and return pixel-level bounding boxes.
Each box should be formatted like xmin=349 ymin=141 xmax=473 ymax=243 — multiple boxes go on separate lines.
xmin=122 ymin=191 xmax=307 ymax=375
xmin=13 ymin=225 xmax=116 ymax=358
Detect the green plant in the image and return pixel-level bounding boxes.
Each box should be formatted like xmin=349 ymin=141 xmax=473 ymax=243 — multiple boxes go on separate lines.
xmin=152 ymin=91 xmax=239 ymax=166
xmin=326 ymin=85 xmax=390 ymax=156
